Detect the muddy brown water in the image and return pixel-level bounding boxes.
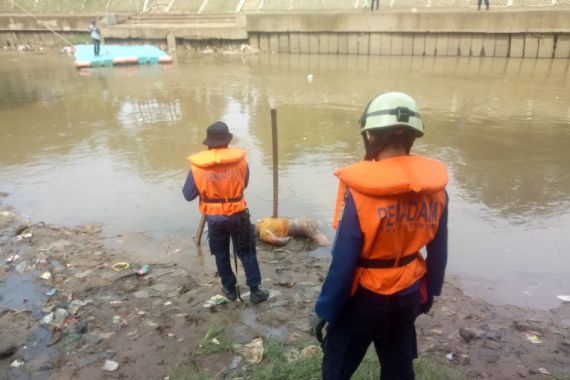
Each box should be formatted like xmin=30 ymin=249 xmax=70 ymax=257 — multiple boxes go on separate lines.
xmin=1 ymin=52 xmax=569 ymax=310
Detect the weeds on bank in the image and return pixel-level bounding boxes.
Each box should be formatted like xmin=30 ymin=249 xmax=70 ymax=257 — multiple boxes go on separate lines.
xmin=170 ymin=326 xmax=464 ymax=380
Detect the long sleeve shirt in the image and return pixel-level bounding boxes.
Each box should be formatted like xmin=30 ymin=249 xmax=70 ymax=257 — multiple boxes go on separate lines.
xmin=182 ymin=165 xmax=250 ymax=221
xmin=315 ymin=189 xmax=449 ymax=323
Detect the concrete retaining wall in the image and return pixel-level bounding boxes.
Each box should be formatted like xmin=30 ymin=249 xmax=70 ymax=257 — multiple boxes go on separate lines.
xmin=249 ymin=31 xmax=570 ymax=58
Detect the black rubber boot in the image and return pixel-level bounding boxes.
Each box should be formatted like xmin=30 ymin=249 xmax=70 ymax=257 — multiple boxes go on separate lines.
xmin=222 ymin=286 xmax=238 ymax=301
xmin=250 ymin=288 xmax=269 ymax=304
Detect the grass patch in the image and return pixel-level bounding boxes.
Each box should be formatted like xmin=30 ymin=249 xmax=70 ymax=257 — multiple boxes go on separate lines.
xmin=241 ymin=340 xmax=463 ymax=380
xmin=196 ymin=321 xmax=234 ymax=355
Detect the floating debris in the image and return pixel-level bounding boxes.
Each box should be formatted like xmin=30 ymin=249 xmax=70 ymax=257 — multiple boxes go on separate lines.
xmin=557 ymin=295 xmax=570 ymax=302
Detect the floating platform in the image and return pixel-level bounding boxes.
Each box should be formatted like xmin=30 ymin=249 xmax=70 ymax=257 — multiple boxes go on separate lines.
xmin=74 ymin=44 xmax=173 ymax=69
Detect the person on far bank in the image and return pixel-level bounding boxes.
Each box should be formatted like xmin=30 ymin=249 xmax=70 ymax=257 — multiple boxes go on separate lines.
xmin=371 ymin=0 xmax=379 ymax=11
xmin=88 ymin=20 xmax=101 ymax=56
xmin=314 ymin=92 xmax=449 ymax=379
xmin=183 ymin=121 xmax=269 ymax=305
xmin=478 ymin=0 xmax=489 ymax=10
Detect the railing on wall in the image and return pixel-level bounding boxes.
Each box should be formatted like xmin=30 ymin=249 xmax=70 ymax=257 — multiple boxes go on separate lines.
xmin=1 ymin=0 xmax=569 ymax=14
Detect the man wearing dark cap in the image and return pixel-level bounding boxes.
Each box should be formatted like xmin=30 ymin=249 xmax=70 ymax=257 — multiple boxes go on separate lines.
xmin=183 ymin=122 xmax=269 ymax=304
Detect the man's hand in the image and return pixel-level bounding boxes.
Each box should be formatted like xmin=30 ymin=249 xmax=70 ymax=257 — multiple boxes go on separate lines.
xmin=420 ymin=293 xmax=434 ymax=314
xmin=311 ymin=313 xmax=327 ymax=343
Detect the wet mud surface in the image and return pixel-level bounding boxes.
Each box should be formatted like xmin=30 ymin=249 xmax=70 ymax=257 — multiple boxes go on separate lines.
xmin=0 ymin=195 xmax=569 ymax=379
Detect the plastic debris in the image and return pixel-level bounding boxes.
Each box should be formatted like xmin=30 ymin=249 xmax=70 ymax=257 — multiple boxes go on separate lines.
xmin=234 ymin=338 xmax=264 ymax=364
xmin=112 ymin=262 xmax=130 ymax=272
xmin=202 ymin=295 xmax=229 ymax=308
xmin=537 ymin=368 xmax=551 ymax=375
xmin=6 ymin=255 xmax=19 ymax=263
xmin=40 ymin=272 xmax=52 ymax=281
xmin=135 ymin=264 xmax=150 ymax=276
xmin=46 ymin=288 xmax=58 ymax=297
xmin=10 ymin=359 xmax=25 ymax=368
xmin=525 ymin=333 xmax=542 ymax=345
xmin=54 ymin=308 xmax=70 ymax=326
xmin=35 ymin=258 xmax=48 ymax=265
xmin=41 ymin=313 xmax=54 ymax=325
xmin=446 ymin=352 xmax=456 ymax=361
xmin=63 ymin=332 xmax=81 ymax=348
xmin=557 ymin=295 xmax=570 ymax=302
xmin=307 ymin=74 xmax=314 ymax=83
xmin=15 ymin=232 xmax=32 ymax=241
xmin=211 ymin=338 xmax=220 ymax=345
xmin=103 ymin=360 xmax=119 ymax=372
xmin=69 ymin=299 xmax=91 ymax=314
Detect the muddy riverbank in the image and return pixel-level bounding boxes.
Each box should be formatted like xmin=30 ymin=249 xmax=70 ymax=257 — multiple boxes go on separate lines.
xmin=1 ymin=194 xmax=569 ymax=380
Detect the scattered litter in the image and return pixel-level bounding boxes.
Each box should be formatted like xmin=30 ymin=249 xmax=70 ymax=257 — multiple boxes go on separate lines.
xmin=164 ymin=301 xmax=172 ymax=306
xmin=102 ymin=359 xmax=119 ymax=372
xmin=446 ymin=352 xmax=456 ymax=361
xmin=40 ymin=272 xmax=52 ymax=281
xmin=10 ymin=359 xmax=25 ymax=368
xmin=557 ymin=295 xmax=570 ymax=302
xmin=307 ymin=74 xmax=314 ymax=83
xmin=63 ymin=332 xmax=81 ymax=348
xmin=300 ymin=345 xmax=320 ymax=358
xmin=135 ymin=264 xmax=150 ymax=276
xmin=15 ymin=232 xmax=32 ymax=241
xmin=54 ymin=308 xmax=70 ymax=326
xmin=36 ymin=258 xmax=48 ymax=265
xmin=234 ymin=338 xmax=264 ymax=364
xmin=41 ymin=313 xmax=54 ymax=325
xmin=202 ymin=295 xmax=229 ymax=308
xmin=211 ymin=338 xmax=220 ymax=345
xmin=6 ymin=255 xmax=19 ymax=263
xmin=273 ymin=281 xmax=296 ymax=288
xmin=46 ymin=288 xmax=58 ymax=297
xmin=537 ymin=368 xmax=550 ymax=375
xmin=525 ymin=333 xmax=542 ymax=345
xmin=138 ymin=310 xmax=146 ymax=316
xmin=112 ymin=262 xmax=130 ymax=272
xmin=68 ymin=299 xmax=92 ymax=314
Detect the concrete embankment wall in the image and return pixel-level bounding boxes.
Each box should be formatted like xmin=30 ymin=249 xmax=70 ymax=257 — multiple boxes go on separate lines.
xmin=246 ymin=11 xmax=570 ymax=58
xmin=1 ymin=11 xmax=570 ymax=58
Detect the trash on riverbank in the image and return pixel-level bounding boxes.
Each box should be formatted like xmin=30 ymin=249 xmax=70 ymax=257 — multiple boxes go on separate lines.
xmin=6 ymin=255 xmax=19 ymax=263
xmin=15 ymin=232 xmax=32 ymax=241
xmin=234 ymin=338 xmax=264 ymax=364
xmin=10 ymin=359 xmax=25 ymax=368
xmin=40 ymin=272 xmax=52 ymax=281
xmin=525 ymin=333 xmax=542 ymax=345
xmin=202 ymin=295 xmax=228 ymax=308
xmin=446 ymin=352 xmax=456 ymax=361
xmin=112 ymin=262 xmax=130 ymax=272
xmin=46 ymin=288 xmax=58 ymax=297
xmin=102 ymin=359 xmax=119 ymax=372
xmin=135 ymin=264 xmax=150 ymax=276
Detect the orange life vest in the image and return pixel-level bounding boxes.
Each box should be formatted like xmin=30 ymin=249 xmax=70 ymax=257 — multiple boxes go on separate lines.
xmin=188 ymin=148 xmax=248 ymax=216
xmin=332 ymin=155 xmax=448 ymax=296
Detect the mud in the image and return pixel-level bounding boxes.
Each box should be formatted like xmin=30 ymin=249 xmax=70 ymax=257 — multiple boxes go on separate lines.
xmin=1 ymin=195 xmax=569 ymax=379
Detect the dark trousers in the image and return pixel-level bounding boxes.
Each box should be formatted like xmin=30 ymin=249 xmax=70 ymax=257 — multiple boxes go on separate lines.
xmin=93 ymin=39 xmax=100 ymax=56
xmin=207 ymin=216 xmax=261 ymax=290
xmin=322 ymin=287 xmax=421 ymax=380
xmin=371 ymin=0 xmax=379 ymax=10
xmin=478 ymin=0 xmax=489 ymax=9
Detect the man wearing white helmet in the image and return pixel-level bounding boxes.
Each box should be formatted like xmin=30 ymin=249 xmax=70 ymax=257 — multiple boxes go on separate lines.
xmin=314 ymin=92 xmax=449 ymax=379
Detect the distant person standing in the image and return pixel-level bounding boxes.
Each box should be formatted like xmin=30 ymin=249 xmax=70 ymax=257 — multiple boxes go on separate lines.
xmin=371 ymin=0 xmax=379 ymax=11
xmin=88 ymin=21 xmax=101 ymax=56
xmin=478 ymin=0 xmax=489 ymax=10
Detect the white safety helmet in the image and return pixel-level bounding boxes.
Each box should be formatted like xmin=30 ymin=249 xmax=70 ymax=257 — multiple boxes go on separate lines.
xmin=359 ymin=92 xmax=424 ymax=137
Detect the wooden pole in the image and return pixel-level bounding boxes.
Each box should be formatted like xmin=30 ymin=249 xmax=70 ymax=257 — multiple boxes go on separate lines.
xmin=271 ymin=108 xmax=279 ymax=218
xmin=194 ymin=215 xmax=206 ymax=246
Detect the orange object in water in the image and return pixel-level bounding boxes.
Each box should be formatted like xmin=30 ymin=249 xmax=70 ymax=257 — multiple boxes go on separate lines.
xmin=188 ymin=148 xmax=247 ymax=216
xmin=333 ymin=155 xmax=448 ymax=296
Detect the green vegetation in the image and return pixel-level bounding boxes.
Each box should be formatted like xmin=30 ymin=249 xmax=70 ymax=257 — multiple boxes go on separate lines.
xmin=169 ymin=326 xmax=464 ymax=380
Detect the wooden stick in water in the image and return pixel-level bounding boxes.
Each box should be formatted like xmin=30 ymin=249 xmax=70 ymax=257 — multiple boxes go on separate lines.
xmin=271 ymin=108 xmax=279 ymax=218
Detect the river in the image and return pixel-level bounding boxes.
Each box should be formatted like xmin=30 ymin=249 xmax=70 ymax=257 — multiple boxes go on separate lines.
xmin=1 ymin=51 xmax=569 ymax=309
